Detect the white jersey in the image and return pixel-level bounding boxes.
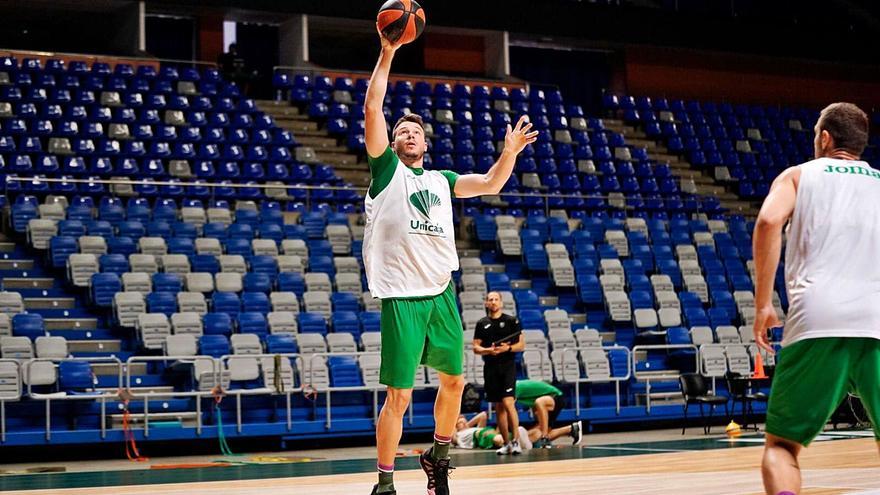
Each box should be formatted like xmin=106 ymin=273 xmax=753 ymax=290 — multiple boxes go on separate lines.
xmin=783 ymin=158 xmax=880 ymax=346
xmin=454 ymin=427 xmax=480 ymax=449
xmin=363 ymin=158 xmax=459 ymax=298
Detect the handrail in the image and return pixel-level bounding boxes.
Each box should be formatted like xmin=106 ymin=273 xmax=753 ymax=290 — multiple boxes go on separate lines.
xmin=273 ymin=65 xmax=526 ymax=90
xmin=21 ymin=356 xmax=122 ymax=441
xmin=3 ymin=176 xmax=722 ymax=203
xmin=556 ymin=345 xmax=632 ymax=415
xmin=0 ymin=47 xmax=217 ymax=69
xmin=0 ymin=359 xmax=21 ymax=443
xmin=631 ymin=344 xmax=699 ymax=414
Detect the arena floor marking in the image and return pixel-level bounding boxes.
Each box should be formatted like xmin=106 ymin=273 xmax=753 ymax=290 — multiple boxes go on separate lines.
xmin=1 ymin=434 xmax=876 ymax=493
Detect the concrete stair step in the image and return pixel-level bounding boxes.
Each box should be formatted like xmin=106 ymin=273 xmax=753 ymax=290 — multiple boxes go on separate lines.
xmin=276 ymin=120 xmax=319 ymax=133
xmin=0 ymin=242 xmax=15 ymax=253
xmin=93 ymin=362 xmax=146 ymax=376
xmin=539 ymin=296 xmax=559 ymax=307
xmin=335 ymin=169 xmax=371 ymax=187
xmin=69 ymin=340 xmax=121 ymax=353
xmin=0 ymin=259 xmax=34 ymax=270
xmin=44 ymin=318 xmax=98 ymax=330
xmin=315 ymin=151 xmax=359 ymax=166
xmin=2 ymin=277 xmax=55 ymax=289
xmin=25 ymin=297 xmax=76 ymax=310
xmin=108 ymin=411 xmax=199 ymax=429
xmin=297 ymin=136 xmax=340 ymax=149
xmin=511 ymin=279 xmax=532 ymax=289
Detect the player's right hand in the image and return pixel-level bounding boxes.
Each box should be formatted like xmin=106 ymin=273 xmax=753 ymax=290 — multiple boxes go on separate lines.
xmin=377 ymin=23 xmax=404 ymax=52
xmin=753 ymin=304 xmax=780 ymax=354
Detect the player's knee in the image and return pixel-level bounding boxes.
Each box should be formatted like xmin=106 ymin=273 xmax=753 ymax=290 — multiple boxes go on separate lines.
xmin=384 ymin=389 xmax=412 ymax=416
xmin=441 ymin=373 xmax=465 ymax=393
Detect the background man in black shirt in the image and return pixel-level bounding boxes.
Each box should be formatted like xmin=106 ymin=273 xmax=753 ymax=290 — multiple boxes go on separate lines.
xmin=472 ymin=292 xmax=525 ymax=455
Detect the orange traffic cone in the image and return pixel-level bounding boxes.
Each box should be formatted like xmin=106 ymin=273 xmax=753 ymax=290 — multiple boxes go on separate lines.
xmin=753 ymin=351 xmax=767 ymax=379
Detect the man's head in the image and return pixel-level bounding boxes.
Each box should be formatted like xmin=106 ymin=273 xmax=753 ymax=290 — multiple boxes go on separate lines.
xmin=485 ymin=291 xmax=503 ymax=315
xmin=455 ymin=415 xmax=467 ymax=431
xmin=814 ymin=102 xmax=868 ymax=159
xmin=391 ymin=113 xmax=427 ymax=163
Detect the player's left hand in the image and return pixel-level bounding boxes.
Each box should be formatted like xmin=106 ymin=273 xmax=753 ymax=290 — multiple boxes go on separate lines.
xmin=504 ymin=115 xmax=539 ymax=155
xmin=496 ymin=343 xmax=511 ymax=354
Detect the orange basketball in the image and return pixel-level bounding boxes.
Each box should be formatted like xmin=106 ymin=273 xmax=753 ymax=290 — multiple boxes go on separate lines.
xmin=377 ymin=0 xmax=426 ymax=45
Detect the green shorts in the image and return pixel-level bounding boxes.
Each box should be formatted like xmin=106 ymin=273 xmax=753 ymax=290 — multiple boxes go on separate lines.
xmin=379 ymin=283 xmax=464 ymax=388
xmin=766 ymin=337 xmax=880 ymax=446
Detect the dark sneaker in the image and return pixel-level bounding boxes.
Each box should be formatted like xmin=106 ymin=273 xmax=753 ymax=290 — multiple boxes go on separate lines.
xmin=419 ymin=447 xmax=454 ymax=495
xmin=570 ymin=420 xmax=583 ymax=446
xmin=370 ymin=484 xmax=396 ymax=495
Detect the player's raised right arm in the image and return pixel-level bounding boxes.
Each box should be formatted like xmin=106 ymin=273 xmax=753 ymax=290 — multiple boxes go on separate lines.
xmin=364 ymin=27 xmax=402 ymax=159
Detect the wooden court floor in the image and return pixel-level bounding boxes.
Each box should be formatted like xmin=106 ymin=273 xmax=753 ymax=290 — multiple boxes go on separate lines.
xmin=4 ymin=436 xmax=879 ymax=495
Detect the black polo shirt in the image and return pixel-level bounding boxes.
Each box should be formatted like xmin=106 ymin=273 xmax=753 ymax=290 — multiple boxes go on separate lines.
xmin=474 ymin=313 xmax=521 ymax=365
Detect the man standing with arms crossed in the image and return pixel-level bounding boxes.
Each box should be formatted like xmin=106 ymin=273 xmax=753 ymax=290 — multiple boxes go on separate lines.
xmin=364 ymin=28 xmax=538 ymax=495
xmin=753 ymin=102 xmax=880 ymax=495
xmin=472 ymin=291 xmax=525 ymax=455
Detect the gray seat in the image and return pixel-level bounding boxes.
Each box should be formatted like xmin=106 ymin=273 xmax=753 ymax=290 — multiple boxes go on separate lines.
xmin=231 ymin=334 xmax=263 ymax=355
xmin=195 ymin=238 xmax=223 ymax=256
xmin=122 ymin=272 xmax=152 ymax=293
xmin=582 ymin=348 xmax=612 ymax=381
xmin=361 ymin=332 xmax=381 ymax=352
xmin=658 ymin=308 xmax=682 ymax=328
xmin=129 ymin=254 xmax=158 ymax=274
xmin=334 ymin=256 xmax=361 ymax=275
xmin=78 ymin=236 xmax=107 ymax=255
xmin=690 ymin=326 xmax=715 ymax=345
xmin=101 ymin=91 xmax=123 ymax=107
xmin=326 ymin=225 xmax=352 ymax=255
xmin=1 ymin=336 xmax=34 ymax=360
xmin=276 ymin=255 xmax=303 ymax=274
xmin=139 ymin=237 xmax=168 ymax=256
xmin=38 ymin=203 xmax=65 ymax=221
xmin=228 ymin=357 xmax=262 ymax=384
xmin=47 ymin=137 xmax=73 ymax=155
xmin=303 ymin=291 xmax=332 ymax=319
xmin=297 ymin=333 xmax=327 ymax=354
xmin=270 ymin=292 xmax=299 ymax=313
xmin=177 ymin=292 xmax=208 ymax=315
xmin=67 ymin=253 xmax=99 ymax=287
xmin=701 ymin=346 xmax=728 ymax=377
xmin=497 ymin=229 xmax=522 ymax=256
xmin=207 ymin=208 xmax=233 ymax=225
xmin=177 ymin=81 xmax=197 ymax=95
xmin=359 ymin=354 xmax=382 ymax=387
xmin=35 ymin=336 xmax=68 ymax=359
xmin=252 ymin=239 xmax=279 ymax=257
xmin=161 ymin=254 xmax=191 ymax=275
xmin=335 ymin=273 xmax=362 ymax=294
xmin=551 ymin=348 xmax=581 ymax=382
xmin=295 ymin=146 xmax=318 ymax=164
xmin=544 ymin=309 xmax=571 ymax=332
xmin=169 ymin=160 xmax=193 ymax=178
xmin=459 ymin=291 xmax=484 ymax=312
xmin=267 ymin=311 xmax=298 ymax=334
xmin=0 ymin=292 xmax=25 ymax=315
xmin=0 ymin=314 xmax=11 ymax=337
xmin=304 ymin=273 xmax=332 ymax=293
xmin=574 ymin=328 xmax=603 ymax=348
xmin=461 ymin=274 xmax=487 ymax=294
xmin=165 ymin=110 xmax=186 ymax=126
xmin=219 ymin=255 xmax=247 ymax=274
xmin=260 ymin=357 xmax=296 ymax=393
xmin=24 ymin=361 xmax=56 ymax=389
xmin=327 ymin=333 xmax=357 ymax=353
xmin=716 ymin=326 xmax=741 ymax=344
xmin=137 ymin=313 xmax=171 ymax=350
xmin=114 ymin=292 xmax=146 ymax=328
xmin=215 ymin=272 xmax=243 ymax=293
xmin=180 ymin=207 xmax=206 ymax=228
xmin=0 ymin=361 xmax=21 ymax=399
xmin=165 ymin=334 xmax=198 ymax=356
xmin=281 ymin=239 xmax=308 ymax=258
xmin=171 ymin=312 xmax=203 ymax=336
xmin=108 ymin=122 xmax=130 ymax=139
xmin=362 ymin=291 xmax=380 ymax=312
xmin=185 ymin=273 xmax=214 ymax=293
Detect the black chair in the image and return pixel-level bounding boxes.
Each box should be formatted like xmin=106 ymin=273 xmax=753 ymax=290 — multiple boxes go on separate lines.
xmin=680 ymin=372 xmax=729 ymax=434
xmin=725 ymin=372 xmax=768 ymax=430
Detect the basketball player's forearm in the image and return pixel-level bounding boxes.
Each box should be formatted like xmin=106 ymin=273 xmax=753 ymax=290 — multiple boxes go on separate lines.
xmin=753 ymin=222 xmax=782 ymax=307
xmin=483 ymin=149 xmax=518 ymax=193
xmin=365 ymin=48 xmax=394 ymax=111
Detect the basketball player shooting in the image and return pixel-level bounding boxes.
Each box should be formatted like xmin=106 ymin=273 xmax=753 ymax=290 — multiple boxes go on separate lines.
xmin=753 ymin=102 xmax=880 ymax=495
xmin=364 ymin=7 xmax=538 ymax=495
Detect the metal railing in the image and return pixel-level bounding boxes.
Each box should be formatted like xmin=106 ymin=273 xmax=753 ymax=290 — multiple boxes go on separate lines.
xmin=555 ymin=345 xmax=632 ymax=415
xmin=0 ymin=47 xmax=217 ymax=69
xmin=0 ymin=359 xmax=21 ymax=443
xmin=21 ymin=356 xmax=123 ymax=440
xmin=631 ymin=344 xmax=699 ymax=414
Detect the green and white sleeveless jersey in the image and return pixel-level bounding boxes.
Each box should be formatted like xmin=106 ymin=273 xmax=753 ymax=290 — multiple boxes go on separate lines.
xmin=363 ymin=147 xmax=460 ymax=299
xmin=783 ymin=158 xmax=880 ymax=345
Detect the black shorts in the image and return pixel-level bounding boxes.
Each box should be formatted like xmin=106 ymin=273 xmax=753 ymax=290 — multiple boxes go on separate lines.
xmin=548 ymin=395 xmax=566 ymax=426
xmin=483 ymin=361 xmax=516 ymax=403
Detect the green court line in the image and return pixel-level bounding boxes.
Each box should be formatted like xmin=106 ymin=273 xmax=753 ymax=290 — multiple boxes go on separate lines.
xmin=0 ymin=434 xmax=850 ymax=492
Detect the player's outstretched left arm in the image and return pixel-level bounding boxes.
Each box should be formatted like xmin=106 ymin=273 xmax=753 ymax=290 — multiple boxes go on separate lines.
xmin=453 ymin=115 xmax=538 ymax=198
